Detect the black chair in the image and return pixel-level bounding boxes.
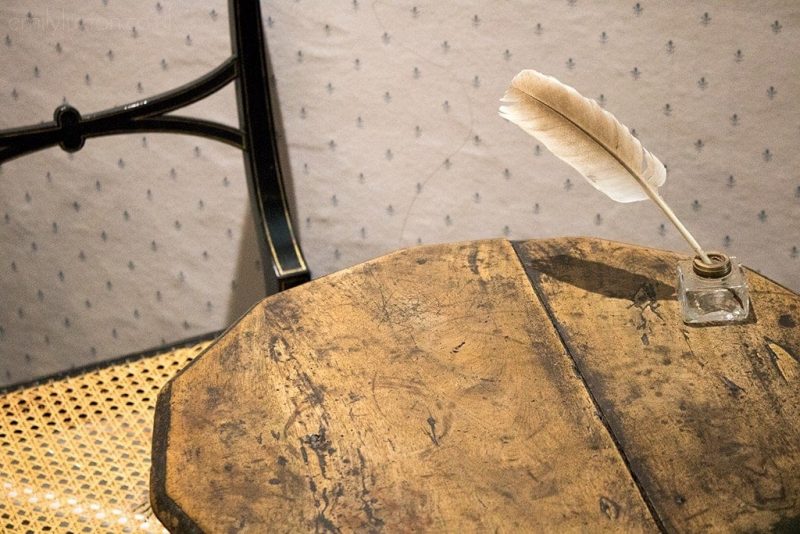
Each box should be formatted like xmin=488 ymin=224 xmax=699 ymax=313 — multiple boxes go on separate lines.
xmin=0 ymin=0 xmax=309 ymax=387
xmin=0 ymin=0 xmax=309 ymax=295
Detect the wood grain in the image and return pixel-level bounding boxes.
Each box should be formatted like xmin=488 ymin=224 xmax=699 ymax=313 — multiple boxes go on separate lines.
xmin=515 ymin=237 xmax=800 ymax=533
xmin=151 ymin=239 xmax=657 ymax=532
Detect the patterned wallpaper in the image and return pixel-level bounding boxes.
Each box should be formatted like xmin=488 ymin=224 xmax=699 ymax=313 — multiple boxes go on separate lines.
xmin=1 ymin=1 xmax=799 ymax=387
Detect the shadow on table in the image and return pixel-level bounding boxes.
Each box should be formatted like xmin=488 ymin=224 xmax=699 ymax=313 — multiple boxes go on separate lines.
xmin=522 ymin=254 xmax=677 ymax=302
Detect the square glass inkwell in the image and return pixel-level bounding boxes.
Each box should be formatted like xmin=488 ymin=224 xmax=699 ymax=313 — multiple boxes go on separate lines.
xmin=677 ymin=252 xmax=750 ymax=324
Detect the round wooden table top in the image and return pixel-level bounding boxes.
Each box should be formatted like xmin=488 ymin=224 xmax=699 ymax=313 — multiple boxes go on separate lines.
xmin=150 ymin=238 xmax=800 ymax=533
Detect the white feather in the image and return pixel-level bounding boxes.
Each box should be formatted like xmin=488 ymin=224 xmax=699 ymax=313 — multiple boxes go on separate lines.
xmin=499 ymin=70 xmax=665 ymax=202
xmin=499 ymin=69 xmax=709 ymax=262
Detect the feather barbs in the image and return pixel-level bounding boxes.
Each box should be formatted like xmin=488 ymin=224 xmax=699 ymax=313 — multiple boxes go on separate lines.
xmin=499 ymin=69 xmax=665 ymax=203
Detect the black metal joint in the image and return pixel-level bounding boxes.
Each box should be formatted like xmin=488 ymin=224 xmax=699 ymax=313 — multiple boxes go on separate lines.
xmin=53 ymin=104 xmax=85 ymax=153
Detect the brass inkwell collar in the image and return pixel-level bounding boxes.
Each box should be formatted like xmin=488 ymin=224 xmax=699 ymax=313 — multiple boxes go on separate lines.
xmin=692 ymin=252 xmax=731 ymax=279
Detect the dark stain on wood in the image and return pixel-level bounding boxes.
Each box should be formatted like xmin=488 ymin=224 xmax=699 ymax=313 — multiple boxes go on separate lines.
xmin=218 ymin=420 xmax=246 ymax=447
xmin=263 ymin=294 xmax=303 ymax=326
xmin=467 ymin=248 xmax=480 ymax=275
xmin=779 ymin=314 xmax=796 ymax=328
xmin=301 ymin=427 xmax=334 ymax=478
xmin=205 ymin=386 xmax=223 ymax=410
xmin=719 ymin=375 xmax=745 ymax=398
xmin=218 ymin=337 xmax=243 ymax=372
xmin=451 ymin=341 xmax=466 ymax=353
xmin=357 ymin=448 xmax=385 ymax=531
xmin=314 ymin=510 xmax=340 ymax=533
xmin=268 ymin=335 xmax=291 ymax=362
xmin=771 ymin=514 xmax=800 ymax=533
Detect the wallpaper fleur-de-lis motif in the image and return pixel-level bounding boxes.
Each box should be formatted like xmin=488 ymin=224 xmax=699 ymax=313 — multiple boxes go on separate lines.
xmin=1 ymin=0 xmax=799 ymax=387
xmin=0 ymin=0 xmax=266 ymax=386
xmin=264 ymin=1 xmax=798 ymax=297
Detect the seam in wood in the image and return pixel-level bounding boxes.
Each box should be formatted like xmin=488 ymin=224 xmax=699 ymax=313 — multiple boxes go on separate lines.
xmin=510 ymin=241 xmax=668 ymax=534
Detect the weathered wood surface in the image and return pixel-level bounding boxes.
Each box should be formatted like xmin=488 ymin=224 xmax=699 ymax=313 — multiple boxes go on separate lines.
xmin=151 ymin=238 xmax=800 ymax=533
xmin=515 ymin=238 xmax=800 ymax=533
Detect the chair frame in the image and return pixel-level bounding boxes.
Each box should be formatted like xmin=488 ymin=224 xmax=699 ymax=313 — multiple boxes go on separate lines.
xmin=0 ymin=0 xmax=309 ymax=292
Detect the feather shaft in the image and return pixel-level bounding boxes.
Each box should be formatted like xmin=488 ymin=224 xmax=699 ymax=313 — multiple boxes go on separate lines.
xmin=638 ymin=180 xmax=711 ymax=264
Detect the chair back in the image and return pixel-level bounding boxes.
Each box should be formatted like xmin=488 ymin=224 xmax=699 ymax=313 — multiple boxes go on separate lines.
xmin=0 ymin=0 xmax=308 ymax=386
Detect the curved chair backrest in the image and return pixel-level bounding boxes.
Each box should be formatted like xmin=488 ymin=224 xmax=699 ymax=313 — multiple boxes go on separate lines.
xmin=0 ymin=0 xmax=310 ymax=293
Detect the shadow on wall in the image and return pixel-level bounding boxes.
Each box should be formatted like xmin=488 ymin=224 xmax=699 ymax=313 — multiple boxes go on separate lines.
xmin=226 ymin=211 xmax=270 ymax=325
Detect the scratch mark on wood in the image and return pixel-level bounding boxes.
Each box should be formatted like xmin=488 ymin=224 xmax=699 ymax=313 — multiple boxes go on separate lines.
xmin=370 ymin=371 xmax=388 ymax=422
xmin=719 ymin=375 xmax=745 ymax=398
xmin=680 ymin=329 xmax=703 ymax=366
xmin=366 ymin=266 xmax=393 ymax=325
xmin=425 ymin=415 xmax=440 ymax=446
xmin=283 ymin=398 xmax=305 ymax=438
xmin=300 ymin=372 xmax=326 ymax=406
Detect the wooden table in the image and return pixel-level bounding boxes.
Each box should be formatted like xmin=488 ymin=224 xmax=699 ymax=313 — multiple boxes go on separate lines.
xmin=150 ymin=238 xmax=800 ymax=533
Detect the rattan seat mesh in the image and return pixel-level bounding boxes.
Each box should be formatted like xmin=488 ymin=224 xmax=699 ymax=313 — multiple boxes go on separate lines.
xmin=0 ymin=341 xmax=211 ymax=533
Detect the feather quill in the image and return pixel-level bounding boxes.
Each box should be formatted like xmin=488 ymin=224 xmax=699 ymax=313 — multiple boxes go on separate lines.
xmin=499 ymin=69 xmax=710 ymax=264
